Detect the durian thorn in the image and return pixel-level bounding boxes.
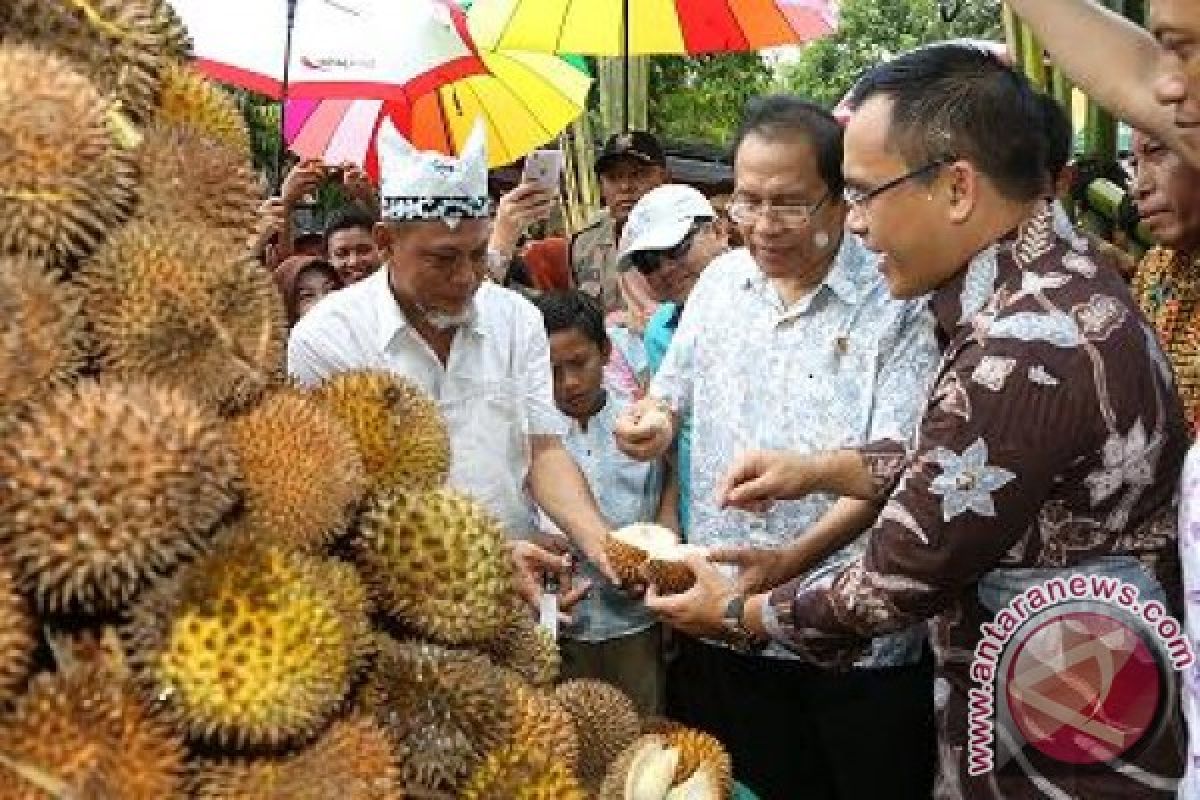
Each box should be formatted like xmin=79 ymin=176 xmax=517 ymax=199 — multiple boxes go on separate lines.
xmin=104 ymin=105 xmax=143 ymax=150
xmin=63 ymin=0 xmax=129 ymax=39
xmin=0 ymin=189 xmax=68 ymax=202
xmin=0 ymin=752 xmax=80 ymax=799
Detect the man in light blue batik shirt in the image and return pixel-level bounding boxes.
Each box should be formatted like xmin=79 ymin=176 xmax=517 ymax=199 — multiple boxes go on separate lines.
xmin=615 ymin=96 xmax=941 ymax=799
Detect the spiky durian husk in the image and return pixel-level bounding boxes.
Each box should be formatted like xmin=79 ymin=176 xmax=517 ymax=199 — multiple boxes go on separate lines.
xmin=641 ymin=715 xmax=687 ymax=736
xmin=155 ymin=63 xmax=249 ymax=156
xmin=0 ymin=563 xmax=33 ymax=706
xmin=355 ymin=488 xmax=513 ymax=646
xmin=148 ymin=0 xmax=192 ymax=63
xmin=485 ymin=595 xmax=560 ymax=686
xmin=554 ymin=679 xmax=642 ymax=787
xmin=0 ymin=44 xmax=136 ymax=266
xmin=229 ymin=389 xmax=366 ymax=552
xmin=80 ymin=220 xmax=286 ymax=414
xmin=358 ymin=636 xmax=513 ymax=797
xmin=664 ymin=728 xmax=733 ymax=798
xmin=314 ymin=370 xmax=450 ymax=491
xmin=508 ymin=682 xmax=579 ymax=776
xmin=0 ymin=257 xmax=86 ymax=430
xmin=190 ymin=717 xmax=403 ymax=800
xmin=0 ymin=668 xmax=185 ymax=799
xmin=0 ymin=0 xmax=186 ymax=122
xmin=0 ymin=380 xmax=239 ymax=613
xmin=460 ymin=743 xmax=586 ymax=800
xmin=124 ymin=540 xmax=371 ymax=750
xmin=640 ymin=556 xmax=696 ymax=594
xmin=135 ymin=123 xmax=260 ymax=237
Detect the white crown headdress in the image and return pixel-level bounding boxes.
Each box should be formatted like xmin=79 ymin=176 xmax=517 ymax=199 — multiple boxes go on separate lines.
xmin=377 ymin=118 xmax=490 ymax=225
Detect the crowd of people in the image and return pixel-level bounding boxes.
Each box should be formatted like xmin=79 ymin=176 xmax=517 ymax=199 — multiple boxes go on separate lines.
xmin=246 ymin=2 xmax=1200 ymax=796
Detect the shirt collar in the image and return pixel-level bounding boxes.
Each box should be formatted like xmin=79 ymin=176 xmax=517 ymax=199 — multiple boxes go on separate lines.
xmin=367 ymin=268 xmax=487 ymax=352
xmin=742 ymin=232 xmax=871 ymax=310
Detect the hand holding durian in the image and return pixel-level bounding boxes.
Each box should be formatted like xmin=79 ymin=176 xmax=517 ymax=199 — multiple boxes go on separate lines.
xmin=615 ymin=396 xmax=677 ymax=462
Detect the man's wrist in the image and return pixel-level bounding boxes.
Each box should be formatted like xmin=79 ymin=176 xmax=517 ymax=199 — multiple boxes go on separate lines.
xmin=722 ymin=593 xmax=768 ymax=652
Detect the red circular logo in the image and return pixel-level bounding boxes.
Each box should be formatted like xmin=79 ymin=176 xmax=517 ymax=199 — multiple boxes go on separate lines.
xmin=1004 ymin=610 xmax=1162 ymax=764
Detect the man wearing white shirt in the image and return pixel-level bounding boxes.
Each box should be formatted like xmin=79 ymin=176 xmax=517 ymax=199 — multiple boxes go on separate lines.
xmin=288 ymin=121 xmax=615 ymax=578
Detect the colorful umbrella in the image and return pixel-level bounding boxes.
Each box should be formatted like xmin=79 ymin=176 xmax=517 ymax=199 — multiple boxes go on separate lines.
xmin=285 ymin=48 xmax=591 ymax=172
xmin=467 ymin=0 xmax=837 ymax=56
xmin=169 ymin=0 xmax=486 ymax=101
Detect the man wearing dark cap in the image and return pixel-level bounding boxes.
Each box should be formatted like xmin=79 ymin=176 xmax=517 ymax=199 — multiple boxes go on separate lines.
xmin=571 ymin=131 xmax=668 ymax=326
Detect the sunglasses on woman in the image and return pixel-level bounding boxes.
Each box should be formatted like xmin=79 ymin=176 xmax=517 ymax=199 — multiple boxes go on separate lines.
xmin=631 ymin=218 xmax=712 ymax=275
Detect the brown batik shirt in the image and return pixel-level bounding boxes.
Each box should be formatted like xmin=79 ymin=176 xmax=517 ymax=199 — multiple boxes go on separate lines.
xmin=763 ymin=204 xmax=1189 ymax=798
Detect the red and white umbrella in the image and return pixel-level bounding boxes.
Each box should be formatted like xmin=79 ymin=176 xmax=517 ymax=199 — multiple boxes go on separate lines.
xmin=169 ymin=0 xmax=487 ymax=101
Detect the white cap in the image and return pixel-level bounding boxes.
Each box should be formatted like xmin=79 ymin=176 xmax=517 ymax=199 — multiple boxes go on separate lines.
xmin=377 ymin=117 xmax=490 ymax=225
xmin=617 ymin=184 xmax=716 ymax=271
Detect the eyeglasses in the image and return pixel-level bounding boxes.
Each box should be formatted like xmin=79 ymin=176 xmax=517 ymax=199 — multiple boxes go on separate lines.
xmin=727 ymin=191 xmax=831 ymax=228
xmin=631 ymin=220 xmax=708 ymax=275
xmin=842 ymin=159 xmax=951 ymax=209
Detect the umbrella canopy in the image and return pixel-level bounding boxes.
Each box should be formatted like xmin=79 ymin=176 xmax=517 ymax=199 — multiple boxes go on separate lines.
xmin=286 ymin=48 xmax=591 ymax=171
xmin=169 ymin=0 xmax=486 ymax=100
xmin=468 ymin=0 xmax=837 ymax=56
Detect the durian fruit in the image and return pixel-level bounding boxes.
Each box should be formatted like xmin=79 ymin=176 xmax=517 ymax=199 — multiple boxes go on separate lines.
xmin=359 ymin=636 xmax=514 ymax=797
xmin=0 ymin=668 xmax=186 ymax=799
xmin=640 ymin=544 xmax=707 ymax=595
xmin=190 ymin=716 xmax=403 ymax=800
xmin=0 ymin=44 xmax=136 ymax=265
xmin=0 ymin=562 xmax=33 ymax=706
xmin=485 ymin=595 xmax=560 ymax=686
xmin=554 ymin=679 xmax=642 ymax=787
xmin=599 ymin=735 xmax=679 ymax=800
xmin=665 ymin=764 xmax=723 ymax=800
xmin=0 ymin=257 xmax=86 ymax=429
xmin=155 ymin=64 xmax=249 ymax=155
xmin=0 ymin=380 xmax=239 ymax=613
xmin=663 ymin=729 xmax=732 ymax=798
xmin=228 ymin=388 xmax=366 ymax=552
xmin=0 ymin=0 xmax=187 ymax=122
xmin=460 ymin=743 xmax=586 ymax=800
xmin=135 ymin=123 xmax=260 ymax=237
xmin=355 ymin=488 xmax=512 ymax=646
xmin=507 ymin=680 xmax=579 ymax=775
xmin=315 ymin=370 xmax=450 ymax=491
xmin=605 ymin=524 xmax=681 ymax=586
xmin=80 ymin=220 xmax=287 ymax=414
xmin=124 ymin=539 xmax=371 ymax=750
xmin=148 ymin=0 xmax=192 ymax=58
xmin=641 ymin=715 xmax=686 ymax=737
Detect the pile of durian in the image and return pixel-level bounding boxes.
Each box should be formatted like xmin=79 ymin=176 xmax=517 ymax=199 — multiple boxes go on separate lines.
xmin=0 ymin=3 xmax=734 ymax=798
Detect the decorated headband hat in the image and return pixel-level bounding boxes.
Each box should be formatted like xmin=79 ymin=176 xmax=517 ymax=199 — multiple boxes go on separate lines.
xmin=377 ymin=117 xmax=490 ymax=225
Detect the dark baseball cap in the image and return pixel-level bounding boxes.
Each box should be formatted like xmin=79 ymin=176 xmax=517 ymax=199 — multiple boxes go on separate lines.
xmin=596 ymin=131 xmax=666 ymax=174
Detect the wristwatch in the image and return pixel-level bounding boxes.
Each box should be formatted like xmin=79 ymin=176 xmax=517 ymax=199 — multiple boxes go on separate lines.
xmin=721 ymin=594 xmax=767 ymax=654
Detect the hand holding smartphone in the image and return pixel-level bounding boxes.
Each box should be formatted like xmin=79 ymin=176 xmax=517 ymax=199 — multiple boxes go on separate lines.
xmin=521 ymin=149 xmax=563 ymax=191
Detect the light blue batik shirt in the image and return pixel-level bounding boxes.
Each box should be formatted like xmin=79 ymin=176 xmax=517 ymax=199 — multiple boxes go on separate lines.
xmin=650 ymin=236 xmax=940 ymax=666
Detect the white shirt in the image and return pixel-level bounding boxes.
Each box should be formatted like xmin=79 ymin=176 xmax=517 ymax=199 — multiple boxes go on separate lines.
xmin=288 ymin=268 xmax=566 ymax=534
xmin=650 ymin=238 xmax=940 ymax=666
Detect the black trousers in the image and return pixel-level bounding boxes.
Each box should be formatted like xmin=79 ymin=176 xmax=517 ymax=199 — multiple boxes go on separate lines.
xmin=665 ymin=635 xmax=936 ymax=800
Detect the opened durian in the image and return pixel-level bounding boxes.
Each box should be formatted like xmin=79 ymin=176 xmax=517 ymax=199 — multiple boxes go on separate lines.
xmin=0 ymin=380 xmax=239 ymax=613
xmin=135 ymin=123 xmax=260 ymax=237
xmin=599 ymin=735 xmax=680 ymax=800
xmin=666 ymin=764 xmax=723 ymax=800
xmin=355 ymin=487 xmax=512 ymax=646
xmin=80 ymin=219 xmax=286 ymax=414
xmin=0 ymin=257 xmax=86 ymax=429
xmin=605 ymin=524 xmax=680 ymax=586
xmin=229 ymin=388 xmax=366 ymax=552
xmin=359 ymin=636 xmax=513 ymax=796
xmin=315 ymin=370 xmax=450 ymax=491
xmin=191 ymin=716 xmax=402 ymax=800
xmin=156 ymin=63 xmax=249 ymax=155
xmin=0 ymin=0 xmax=187 ymax=121
xmin=508 ymin=681 xmax=580 ymax=775
xmin=125 ymin=539 xmax=371 ymax=749
xmin=0 ymin=668 xmax=185 ymax=799
xmin=555 ymin=679 xmax=642 ymax=787
xmin=0 ymin=43 xmax=136 ymax=266
xmin=461 ymin=742 xmax=586 ymax=800
xmin=485 ymin=595 xmax=560 ymax=686
xmin=0 ymin=562 xmax=33 ymax=706
xmin=640 ymin=544 xmax=707 ymax=595
xmin=664 ymin=729 xmax=732 ymax=798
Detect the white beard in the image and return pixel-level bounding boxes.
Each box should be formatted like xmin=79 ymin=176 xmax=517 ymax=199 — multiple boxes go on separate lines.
xmin=422 ymin=305 xmax=473 ymax=331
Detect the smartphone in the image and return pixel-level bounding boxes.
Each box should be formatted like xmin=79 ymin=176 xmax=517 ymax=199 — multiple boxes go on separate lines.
xmin=521 ymin=149 xmax=563 ymax=190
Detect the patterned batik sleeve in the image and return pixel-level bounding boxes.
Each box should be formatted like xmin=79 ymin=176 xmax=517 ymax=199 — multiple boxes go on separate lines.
xmin=765 ymin=348 xmax=1081 ymax=665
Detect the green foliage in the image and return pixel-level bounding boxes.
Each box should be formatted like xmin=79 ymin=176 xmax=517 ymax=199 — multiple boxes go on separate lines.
xmin=782 ymin=0 xmax=1002 ymax=108
xmin=647 ymin=53 xmax=773 ymax=145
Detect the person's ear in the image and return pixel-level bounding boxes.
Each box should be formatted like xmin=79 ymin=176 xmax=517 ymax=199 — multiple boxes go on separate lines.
xmin=373 ymin=221 xmax=393 ymax=253
xmin=946 ymin=161 xmax=978 ymax=224
xmin=600 ymin=338 xmax=612 ymax=362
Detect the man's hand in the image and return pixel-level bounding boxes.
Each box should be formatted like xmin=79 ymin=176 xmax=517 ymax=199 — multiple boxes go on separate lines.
xmin=249 ymin=197 xmax=287 ymax=265
xmin=280 ymin=159 xmax=326 ymax=208
xmin=716 ymin=450 xmax=814 ymax=511
xmin=337 ymin=162 xmax=377 ymax=211
xmin=490 ymin=183 xmax=556 ymax=257
xmin=643 ymin=551 xmax=738 ymax=640
xmin=613 ymin=397 xmax=675 ymax=462
xmin=708 ymin=545 xmax=798 ymax=595
xmin=509 ymin=539 xmax=591 ymax=624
